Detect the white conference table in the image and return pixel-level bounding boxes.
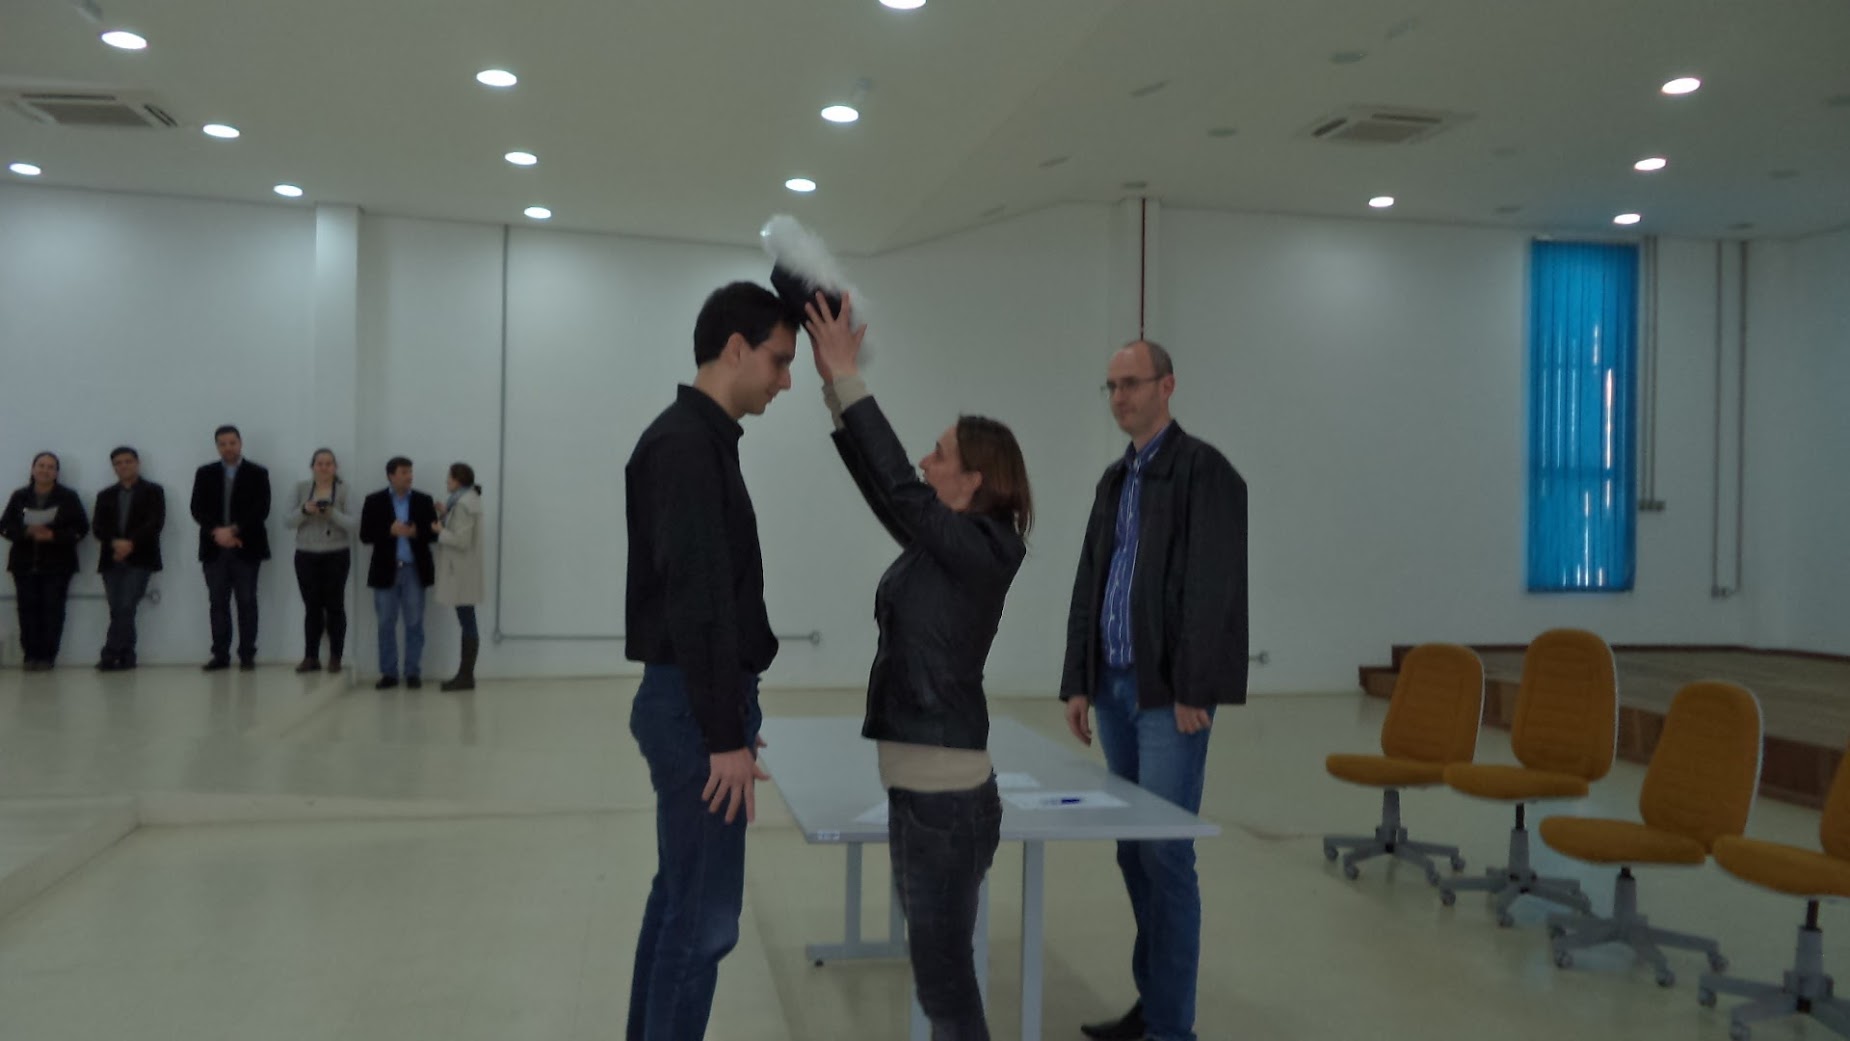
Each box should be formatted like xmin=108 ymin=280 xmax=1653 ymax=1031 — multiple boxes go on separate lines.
xmin=758 ymin=715 xmax=1218 ymax=1041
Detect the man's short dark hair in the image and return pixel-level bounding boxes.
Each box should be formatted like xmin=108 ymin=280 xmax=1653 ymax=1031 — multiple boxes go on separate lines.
xmin=214 ymin=425 xmax=241 ymax=441
xmin=385 ymin=456 xmax=413 ymax=476
xmin=693 ymin=282 xmax=790 ymax=367
xmin=110 ymin=446 xmax=138 ymax=462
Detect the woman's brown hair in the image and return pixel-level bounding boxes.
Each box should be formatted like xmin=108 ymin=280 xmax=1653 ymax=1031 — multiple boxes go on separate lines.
xmin=956 ymin=416 xmax=1032 ymax=538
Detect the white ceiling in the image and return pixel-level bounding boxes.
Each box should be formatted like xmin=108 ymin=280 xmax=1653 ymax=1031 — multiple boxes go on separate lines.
xmin=2 ymin=0 xmax=1848 ymax=254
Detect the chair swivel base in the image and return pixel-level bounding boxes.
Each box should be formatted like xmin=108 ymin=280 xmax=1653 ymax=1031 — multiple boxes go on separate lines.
xmin=1438 ymin=817 xmax=1591 ymax=926
xmin=1546 ymin=868 xmax=1726 ymax=987
xmin=1700 ymin=910 xmax=1850 ymax=1041
xmin=1324 ymin=789 xmax=1465 ymax=885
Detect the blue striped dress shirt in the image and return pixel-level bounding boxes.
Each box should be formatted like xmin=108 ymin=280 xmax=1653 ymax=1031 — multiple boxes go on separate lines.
xmin=1101 ymin=423 xmax=1173 ymax=669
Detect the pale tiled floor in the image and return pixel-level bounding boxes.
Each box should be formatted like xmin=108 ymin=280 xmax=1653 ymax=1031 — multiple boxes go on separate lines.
xmin=0 ymin=665 xmax=1840 ymax=1040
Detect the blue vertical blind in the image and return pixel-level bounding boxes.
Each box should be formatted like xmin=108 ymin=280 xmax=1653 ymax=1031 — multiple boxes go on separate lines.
xmin=1527 ymin=241 xmax=1639 ymax=592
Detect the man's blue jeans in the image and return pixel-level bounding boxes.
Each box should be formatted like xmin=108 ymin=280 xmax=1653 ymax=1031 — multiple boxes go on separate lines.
xmin=1093 ymin=665 xmax=1214 ymax=1041
xmin=373 ymin=563 xmax=425 ymax=678
xmin=626 ymin=665 xmax=762 ymax=1041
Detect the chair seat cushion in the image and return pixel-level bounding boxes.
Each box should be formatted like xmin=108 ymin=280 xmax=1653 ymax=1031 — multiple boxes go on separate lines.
xmin=1712 ymin=836 xmax=1850 ymax=899
xmin=1444 ymin=763 xmax=1589 ymax=801
xmin=1326 ymin=754 xmax=1447 ymax=787
xmin=1539 ymin=817 xmax=1706 ymax=865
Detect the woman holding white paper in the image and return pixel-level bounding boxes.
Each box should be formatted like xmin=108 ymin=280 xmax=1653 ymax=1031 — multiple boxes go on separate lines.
xmin=804 ymin=291 xmax=1032 ymax=1041
xmin=1 ymin=453 xmax=92 ymax=671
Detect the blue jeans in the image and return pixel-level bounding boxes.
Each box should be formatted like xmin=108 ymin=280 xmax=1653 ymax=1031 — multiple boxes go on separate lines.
xmin=373 ymin=564 xmax=425 ymax=677
xmin=890 ymin=777 xmax=1003 ymax=1041
xmin=101 ymin=566 xmax=152 ymax=664
xmin=626 ymin=665 xmax=762 ymax=1041
xmin=1093 ymin=666 xmax=1213 ymax=1041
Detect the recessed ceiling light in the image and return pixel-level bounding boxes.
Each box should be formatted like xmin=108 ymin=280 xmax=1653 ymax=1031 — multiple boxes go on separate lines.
xmin=1368 ymin=195 xmax=1395 ymax=209
xmin=524 ymin=206 xmax=552 ymax=220
xmin=476 ymin=69 xmax=518 ymax=88
xmin=8 ymin=162 xmax=42 ymax=177
xmin=100 ymin=30 xmax=147 ymax=50
xmin=504 ymin=151 xmax=538 ymax=167
xmin=202 ymin=124 xmax=240 ymax=140
xmin=821 ymin=105 xmax=860 ymax=124
xmin=1613 ymin=212 xmax=1642 ymax=225
xmin=1661 ymin=77 xmax=1701 ymax=96
xmin=1206 ymin=127 xmax=1238 ymax=138
xmin=879 ymin=0 xmax=926 ymax=9
xmin=1633 ymin=156 xmax=1667 ymax=172
xmin=274 ymin=184 xmax=304 ymax=198
xmin=785 ymin=177 xmax=817 ymax=193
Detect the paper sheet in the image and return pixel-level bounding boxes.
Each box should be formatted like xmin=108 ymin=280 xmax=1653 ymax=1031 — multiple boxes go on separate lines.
xmin=1004 ymin=790 xmax=1128 ymax=811
xmin=20 ymin=507 xmax=57 ymax=526
xmin=995 ymin=772 xmax=1040 ymax=790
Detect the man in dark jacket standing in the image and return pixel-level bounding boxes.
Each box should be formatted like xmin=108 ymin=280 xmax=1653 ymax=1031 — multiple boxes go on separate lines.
xmin=359 ymin=457 xmax=438 ymax=690
xmin=92 ymin=446 xmax=165 ymax=671
xmin=190 ymin=425 xmax=271 ymax=671
xmin=1061 ymin=339 xmax=1248 ymax=1041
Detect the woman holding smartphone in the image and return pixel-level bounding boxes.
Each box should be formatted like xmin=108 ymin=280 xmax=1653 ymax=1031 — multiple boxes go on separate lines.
xmin=804 ymin=292 xmax=1032 ymax=1041
xmin=284 ymin=448 xmax=354 ymax=672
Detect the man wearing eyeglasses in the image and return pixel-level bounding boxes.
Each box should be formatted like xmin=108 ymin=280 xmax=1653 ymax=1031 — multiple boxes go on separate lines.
xmin=1060 ymin=339 xmax=1248 ymax=1041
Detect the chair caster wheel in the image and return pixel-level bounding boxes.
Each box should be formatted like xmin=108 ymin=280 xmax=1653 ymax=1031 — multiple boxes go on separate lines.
xmin=1546 ymin=924 xmax=1566 ymax=940
xmin=1343 ymin=863 xmax=1359 ymax=880
xmin=1697 ymin=987 xmax=1716 ymax=1008
xmin=1439 ymin=889 xmax=1456 ymax=907
xmin=1323 ymin=843 xmax=1338 ymax=861
xmin=1729 ymin=1022 xmax=1750 ymax=1041
xmin=1496 ymin=912 xmax=1515 ymax=928
xmin=813 ymin=959 xmax=825 ymax=967
xmin=1553 ymin=950 xmax=1573 ymax=969
xmin=1708 ymin=954 xmax=1729 ymax=972
xmin=1450 ymin=855 xmax=1467 ymax=872
xmin=1424 ymin=869 xmax=1441 ymax=886
xmin=1655 ymin=969 xmax=1676 ymax=988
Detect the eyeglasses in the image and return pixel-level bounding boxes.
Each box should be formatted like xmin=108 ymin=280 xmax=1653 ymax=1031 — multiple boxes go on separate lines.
xmin=1101 ymin=375 xmax=1163 ymax=396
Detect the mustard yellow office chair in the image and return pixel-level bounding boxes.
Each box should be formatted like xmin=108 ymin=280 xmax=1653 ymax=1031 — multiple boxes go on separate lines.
xmin=1539 ymin=680 xmax=1763 ymax=987
xmin=1697 ymin=741 xmax=1850 ymax=1041
xmin=1324 ymin=643 xmax=1484 ymax=884
xmin=1440 ymin=628 xmax=1617 ymax=925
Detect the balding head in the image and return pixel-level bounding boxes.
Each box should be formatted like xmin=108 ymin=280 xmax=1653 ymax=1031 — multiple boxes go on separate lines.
xmin=1105 ymin=339 xmax=1176 ymax=447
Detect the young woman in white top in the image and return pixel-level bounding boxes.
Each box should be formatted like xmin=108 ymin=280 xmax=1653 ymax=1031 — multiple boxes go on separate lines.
xmin=283 ymin=448 xmax=355 ymax=672
xmin=431 ymin=462 xmax=485 ymax=691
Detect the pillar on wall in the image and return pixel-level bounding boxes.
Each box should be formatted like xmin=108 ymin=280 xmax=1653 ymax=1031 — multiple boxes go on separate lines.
xmin=313 ymin=205 xmax=360 ymax=467
xmin=1107 ymin=196 xmax=1159 ymax=350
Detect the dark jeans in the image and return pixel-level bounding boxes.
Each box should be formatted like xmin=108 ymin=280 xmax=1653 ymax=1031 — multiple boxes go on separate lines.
xmin=12 ymin=571 xmax=72 ymax=665
xmin=100 ymin=566 xmax=153 ymax=663
xmin=1094 ymin=666 xmax=1214 ymax=1041
xmin=890 ymin=777 xmax=1003 ymax=1041
xmin=203 ymin=553 xmax=261 ymax=664
xmin=293 ymin=549 xmax=349 ymax=659
xmin=626 ymin=664 xmax=762 ymax=1041
xmin=373 ymin=563 xmax=425 ymax=678
xmin=455 ymin=604 xmax=478 ymax=641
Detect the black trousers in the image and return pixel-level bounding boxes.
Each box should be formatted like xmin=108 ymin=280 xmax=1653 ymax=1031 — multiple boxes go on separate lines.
xmin=889 ymin=776 xmax=1003 ymax=1041
xmin=12 ymin=571 xmax=73 ymax=665
xmin=203 ymin=553 xmax=261 ymax=664
xmin=294 ymin=549 xmax=350 ymax=659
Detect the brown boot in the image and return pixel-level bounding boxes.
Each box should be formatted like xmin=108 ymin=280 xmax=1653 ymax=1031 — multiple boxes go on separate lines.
xmin=441 ymin=637 xmax=478 ymax=692
xmin=295 ymin=658 xmax=320 ymax=673
xmin=326 ymin=654 xmax=342 ymax=673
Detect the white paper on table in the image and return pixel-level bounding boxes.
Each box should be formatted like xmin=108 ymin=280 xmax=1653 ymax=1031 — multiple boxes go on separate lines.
xmin=995 ymin=772 xmax=1040 ymax=790
xmin=20 ymin=507 xmax=57 ymax=526
xmin=853 ymin=802 xmax=889 ymax=825
xmin=1004 ymin=790 xmax=1128 ymax=811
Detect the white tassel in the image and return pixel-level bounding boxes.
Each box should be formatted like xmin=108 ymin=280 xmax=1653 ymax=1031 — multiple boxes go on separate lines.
xmin=760 ymin=215 xmax=874 ymax=360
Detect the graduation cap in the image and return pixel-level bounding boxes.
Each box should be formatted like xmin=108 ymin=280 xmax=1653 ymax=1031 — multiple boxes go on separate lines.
xmin=760 ymin=215 xmax=872 ymax=359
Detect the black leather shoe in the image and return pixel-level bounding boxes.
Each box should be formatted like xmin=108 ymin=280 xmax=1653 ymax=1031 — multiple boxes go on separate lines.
xmin=375 ymin=676 xmax=399 ymax=691
xmin=405 ymin=675 xmax=422 ymax=690
xmin=1080 ymin=1002 xmax=1145 ymax=1041
xmin=239 ymin=660 xmax=256 ymax=672
xmin=202 ymin=659 xmax=231 ymax=672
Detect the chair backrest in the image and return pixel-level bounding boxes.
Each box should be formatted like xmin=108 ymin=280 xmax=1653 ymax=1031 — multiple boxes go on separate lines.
xmin=1510 ymin=628 xmax=1618 ymax=780
xmin=1640 ymin=681 xmax=1763 ymax=850
xmin=1822 ymin=743 xmax=1850 ymax=861
xmin=1381 ymin=643 xmax=1485 ymax=765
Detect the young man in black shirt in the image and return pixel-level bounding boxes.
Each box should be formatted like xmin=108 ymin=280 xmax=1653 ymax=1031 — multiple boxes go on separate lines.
xmin=622 ymin=280 xmax=796 ymax=1041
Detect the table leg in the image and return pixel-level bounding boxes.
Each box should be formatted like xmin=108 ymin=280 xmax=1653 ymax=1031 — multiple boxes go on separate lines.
xmin=806 ymin=842 xmax=909 ymax=964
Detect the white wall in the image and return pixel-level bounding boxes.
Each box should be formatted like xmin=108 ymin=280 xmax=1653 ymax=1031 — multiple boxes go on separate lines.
xmin=1156 ymin=210 xmax=1759 ymax=691
xmin=1745 ymin=226 xmax=1850 ymax=655
xmin=0 ymin=183 xmax=316 ymax=665
xmin=5 ymin=180 xmax=1841 ymax=690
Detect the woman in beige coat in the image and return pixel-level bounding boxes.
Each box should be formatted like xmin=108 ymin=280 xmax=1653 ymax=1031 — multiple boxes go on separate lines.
xmin=431 ymin=462 xmax=484 ymax=691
